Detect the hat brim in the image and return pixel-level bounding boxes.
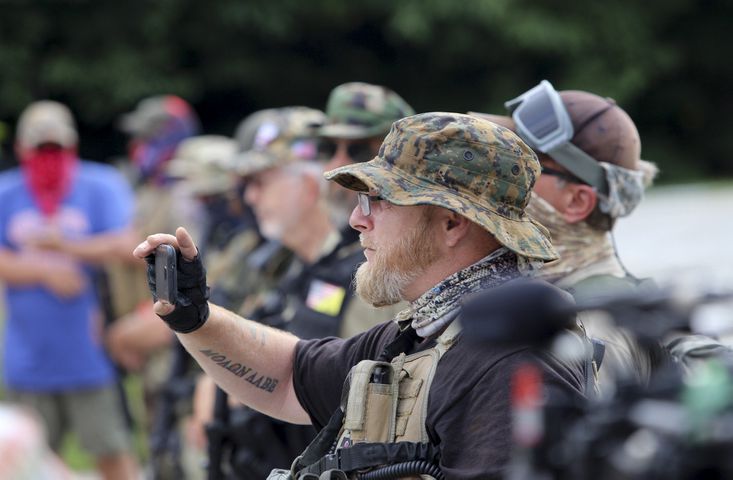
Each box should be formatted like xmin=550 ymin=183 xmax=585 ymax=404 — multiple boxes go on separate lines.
xmin=318 ymin=123 xmax=387 ymax=140
xmin=229 ymin=151 xmax=278 ymax=177
xmin=325 ymin=158 xmax=557 ymax=261
xmin=183 ymin=176 xmax=235 ymax=196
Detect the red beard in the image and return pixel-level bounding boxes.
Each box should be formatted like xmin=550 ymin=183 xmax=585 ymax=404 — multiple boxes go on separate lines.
xmin=21 ymin=146 xmax=78 ymax=217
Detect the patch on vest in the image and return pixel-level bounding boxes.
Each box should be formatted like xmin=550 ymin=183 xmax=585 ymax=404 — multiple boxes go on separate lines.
xmin=306 ymin=279 xmax=346 ymax=316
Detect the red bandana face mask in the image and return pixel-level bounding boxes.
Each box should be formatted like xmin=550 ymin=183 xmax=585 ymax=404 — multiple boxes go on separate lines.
xmin=20 ymin=145 xmax=78 ymax=217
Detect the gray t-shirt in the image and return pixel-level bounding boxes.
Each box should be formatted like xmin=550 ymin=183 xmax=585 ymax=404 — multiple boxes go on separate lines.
xmin=293 ymin=320 xmax=586 ymax=479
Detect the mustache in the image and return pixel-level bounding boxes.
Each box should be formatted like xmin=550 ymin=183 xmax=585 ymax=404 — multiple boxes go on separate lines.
xmin=359 ymin=234 xmax=374 ymax=250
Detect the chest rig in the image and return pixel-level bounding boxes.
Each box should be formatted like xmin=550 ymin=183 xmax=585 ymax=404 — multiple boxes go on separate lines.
xmin=291 ymin=322 xmax=461 ymax=480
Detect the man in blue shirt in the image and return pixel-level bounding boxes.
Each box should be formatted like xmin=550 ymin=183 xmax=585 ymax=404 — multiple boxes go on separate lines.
xmin=0 ymin=100 xmax=139 ymax=479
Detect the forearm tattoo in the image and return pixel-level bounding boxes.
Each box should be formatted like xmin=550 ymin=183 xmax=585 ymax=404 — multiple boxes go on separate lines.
xmin=199 ymin=348 xmax=278 ymax=393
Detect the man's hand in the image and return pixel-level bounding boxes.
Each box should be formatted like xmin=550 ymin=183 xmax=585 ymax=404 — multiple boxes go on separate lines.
xmin=133 ymin=227 xmax=210 ymax=333
xmin=133 ymin=227 xmax=197 ymax=314
xmin=38 ymin=258 xmax=86 ymax=298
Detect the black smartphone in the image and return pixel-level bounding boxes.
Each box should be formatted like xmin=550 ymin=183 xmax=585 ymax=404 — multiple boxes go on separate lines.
xmin=155 ymin=244 xmax=177 ymax=303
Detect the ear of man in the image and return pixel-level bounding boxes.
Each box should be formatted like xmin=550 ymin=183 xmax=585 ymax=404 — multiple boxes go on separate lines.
xmin=435 ymin=208 xmax=472 ymax=248
xmin=561 ymin=183 xmax=597 ymax=224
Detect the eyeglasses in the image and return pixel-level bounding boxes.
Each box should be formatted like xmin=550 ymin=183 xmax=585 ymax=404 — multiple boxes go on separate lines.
xmin=357 ymin=192 xmax=384 ymax=216
xmin=318 ymin=140 xmax=376 ymax=163
xmin=541 ymin=166 xmax=582 ymax=184
xmin=505 ymin=80 xmax=608 ymax=195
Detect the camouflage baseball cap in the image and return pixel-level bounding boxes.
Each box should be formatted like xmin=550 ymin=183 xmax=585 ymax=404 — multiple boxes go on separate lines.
xmin=167 ymin=135 xmax=237 ymax=195
xmin=233 ymin=108 xmax=280 ymax=152
xmin=325 ymin=112 xmax=558 ymax=261
xmin=16 ymin=100 xmax=78 ymax=149
xmin=318 ymin=82 xmax=415 ymax=140
xmin=229 ymin=107 xmax=326 ymax=177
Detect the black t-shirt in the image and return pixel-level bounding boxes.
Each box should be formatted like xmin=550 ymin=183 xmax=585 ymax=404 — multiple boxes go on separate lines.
xmin=293 ymin=320 xmax=586 ymax=480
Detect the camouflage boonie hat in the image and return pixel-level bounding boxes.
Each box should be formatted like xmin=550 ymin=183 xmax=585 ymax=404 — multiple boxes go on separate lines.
xmin=229 ymin=107 xmax=326 ymax=177
xmin=325 ymin=112 xmax=558 ymax=261
xmin=167 ymin=135 xmax=237 ymax=195
xmin=16 ymin=100 xmax=78 ymax=149
xmin=319 ymin=82 xmax=415 ymax=140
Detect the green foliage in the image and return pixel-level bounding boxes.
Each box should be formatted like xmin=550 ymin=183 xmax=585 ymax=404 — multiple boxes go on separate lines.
xmin=0 ymin=0 xmax=729 ymax=182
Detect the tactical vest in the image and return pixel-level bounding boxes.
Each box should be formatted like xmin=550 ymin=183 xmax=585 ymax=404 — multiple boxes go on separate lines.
xmin=291 ymin=324 xmax=460 ymax=480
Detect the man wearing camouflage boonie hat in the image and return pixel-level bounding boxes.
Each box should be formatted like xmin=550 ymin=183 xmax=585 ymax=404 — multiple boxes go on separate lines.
xmin=132 ymin=112 xmax=588 ymax=479
xmin=318 ymin=82 xmax=415 ymax=229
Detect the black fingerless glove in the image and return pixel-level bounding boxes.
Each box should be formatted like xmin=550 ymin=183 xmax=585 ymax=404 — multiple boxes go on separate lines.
xmin=145 ymin=250 xmax=210 ymax=333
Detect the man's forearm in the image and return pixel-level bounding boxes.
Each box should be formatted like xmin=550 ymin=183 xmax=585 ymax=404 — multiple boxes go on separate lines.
xmin=53 ymin=228 xmax=140 ymax=264
xmin=176 ymin=303 xmax=311 ymax=425
xmin=0 ymin=249 xmax=46 ymax=285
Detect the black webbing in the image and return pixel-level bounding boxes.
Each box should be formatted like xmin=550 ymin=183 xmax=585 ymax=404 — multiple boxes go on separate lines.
xmin=298 ymin=442 xmax=439 ymax=477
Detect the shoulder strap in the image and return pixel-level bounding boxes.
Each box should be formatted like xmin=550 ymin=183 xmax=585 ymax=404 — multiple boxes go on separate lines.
xmin=434 ymin=316 xmax=462 ymax=358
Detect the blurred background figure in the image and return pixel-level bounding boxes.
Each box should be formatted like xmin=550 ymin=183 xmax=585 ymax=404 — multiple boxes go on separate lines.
xmin=103 ymin=94 xmax=203 ymax=477
xmin=163 ymin=134 xmax=248 ymax=274
xmin=120 ymin=95 xmax=201 ymax=187
xmin=134 ymin=134 xmax=250 ymax=479
xmin=0 ymin=100 xmax=139 ymax=479
xmin=318 ymin=82 xmax=415 ymax=231
xmin=0 ymin=402 xmax=71 ymax=479
xmin=207 ymin=109 xmax=294 ymax=318
xmin=184 ymin=111 xmax=297 ymax=480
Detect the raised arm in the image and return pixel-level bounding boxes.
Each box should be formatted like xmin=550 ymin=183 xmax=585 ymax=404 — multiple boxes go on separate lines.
xmin=133 ymin=226 xmax=310 ymax=425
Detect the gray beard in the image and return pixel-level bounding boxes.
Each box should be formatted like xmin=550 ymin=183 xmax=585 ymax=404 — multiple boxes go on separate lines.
xmin=354 ymin=261 xmax=417 ymax=307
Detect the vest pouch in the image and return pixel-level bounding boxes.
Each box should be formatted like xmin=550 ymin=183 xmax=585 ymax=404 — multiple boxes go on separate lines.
xmin=342 ymin=360 xmax=400 ymax=444
xmin=394 ymin=349 xmax=441 ymax=443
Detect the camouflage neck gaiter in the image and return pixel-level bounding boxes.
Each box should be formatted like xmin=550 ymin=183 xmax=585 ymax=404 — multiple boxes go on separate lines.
xmin=526 ymin=193 xmax=618 ymax=284
xmin=401 ymin=248 xmax=521 ymax=338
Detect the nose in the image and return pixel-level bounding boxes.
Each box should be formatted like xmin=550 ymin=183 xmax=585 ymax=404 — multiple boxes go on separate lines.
xmin=324 ymin=142 xmax=351 ymax=171
xmin=349 ymin=203 xmax=372 ymax=233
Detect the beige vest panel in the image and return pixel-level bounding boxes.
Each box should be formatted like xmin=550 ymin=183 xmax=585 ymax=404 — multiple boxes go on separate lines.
xmin=337 ymin=322 xmax=461 ymax=446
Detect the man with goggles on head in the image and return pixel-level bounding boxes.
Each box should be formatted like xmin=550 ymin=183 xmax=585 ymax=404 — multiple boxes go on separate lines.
xmin=472 ymin=81 xmax=732 ymax=395
xmin=473 ymin=82 xmax=656 ymax=395
xmin=317 ymin=82 xmax=415 ymax=231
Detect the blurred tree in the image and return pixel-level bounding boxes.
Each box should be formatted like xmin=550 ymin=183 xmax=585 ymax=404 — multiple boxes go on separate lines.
xmin=0 ymin=0 xmax=729 ymax=182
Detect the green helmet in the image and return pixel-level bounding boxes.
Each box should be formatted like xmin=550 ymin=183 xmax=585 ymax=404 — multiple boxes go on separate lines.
xmin=319 ymin=82 xmax=415 ymax=140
